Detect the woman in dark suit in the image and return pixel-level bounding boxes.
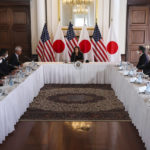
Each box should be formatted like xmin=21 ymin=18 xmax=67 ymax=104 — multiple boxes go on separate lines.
xmin=71 ymin=46 xmax=84 ymax=62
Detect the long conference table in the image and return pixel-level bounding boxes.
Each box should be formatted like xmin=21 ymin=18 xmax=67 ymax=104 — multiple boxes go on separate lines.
xmin=0 ymin=62 xmax=150 ymax=150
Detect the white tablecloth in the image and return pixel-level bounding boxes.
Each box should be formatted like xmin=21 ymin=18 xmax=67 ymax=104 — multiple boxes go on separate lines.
xmin=0 ymin=62 xmax=150 ymax=150
xmin=106 ymin=66 xmax=150 ymax=150
xmin=0 ymin=65 xmax=44 ymax=144
xmin=43 ymin=63 xmax=110 ymax=84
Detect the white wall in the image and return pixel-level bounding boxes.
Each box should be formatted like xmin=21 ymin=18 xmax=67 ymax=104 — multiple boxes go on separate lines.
xmin=47 ymin=0 xmax=59 ymax=40
xmin=119 ymin=0 xmax=127 ymax=54
xmin=30 ymin=0 xmax=38 ymax=54
xmin=30 ymin=0 xmax=127 ymax=55
xmin=110 ymin=0 xmax=127 ymax=54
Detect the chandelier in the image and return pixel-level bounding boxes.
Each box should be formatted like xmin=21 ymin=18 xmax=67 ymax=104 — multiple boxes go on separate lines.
xmin=73 ymin=4 xmax=88 ymax=14
xmin=63 ymin=0 xmax=93 ymax=5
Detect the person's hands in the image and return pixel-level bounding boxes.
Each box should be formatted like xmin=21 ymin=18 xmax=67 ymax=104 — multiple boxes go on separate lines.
xmin=20 ymin=63 xmax=24 ymax=67
xmin=11 ymin=69 xmax=18 ymax=75
xmin=137 ymin=69 xmax=142 ymax=72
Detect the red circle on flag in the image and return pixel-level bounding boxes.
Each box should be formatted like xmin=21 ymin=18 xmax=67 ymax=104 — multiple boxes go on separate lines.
xmin=53 ymin=40 xmax=65 ymax=53
xmin=79 ymin=40 xmax=91 ymax=53
xmin=107 ymin=41 xmax=118 ymax=54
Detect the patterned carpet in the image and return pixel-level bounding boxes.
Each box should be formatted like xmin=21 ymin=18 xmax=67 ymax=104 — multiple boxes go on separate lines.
xmin=21 ymin=84 xmax=130 ymax=121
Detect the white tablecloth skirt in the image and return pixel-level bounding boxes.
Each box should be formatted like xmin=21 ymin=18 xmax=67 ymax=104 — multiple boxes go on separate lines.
xmin=43 ymin=63 xmax=110 ymax=84
xmin=0 ymin=63 xmax=150 ymax=150
xmin=106 ymin=66 xmax=150 ymax=150
xmin=0 ymin=66 xmax=44 ymax=144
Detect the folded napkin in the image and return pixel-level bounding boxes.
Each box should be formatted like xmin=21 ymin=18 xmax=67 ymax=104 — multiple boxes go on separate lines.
xmin=123 ymin=70 xmax=129 ymax=76
xmin=130 ymin=77 xmax=137 ymax=83
xmin=139 ymin=86 xmax=146 ymax=93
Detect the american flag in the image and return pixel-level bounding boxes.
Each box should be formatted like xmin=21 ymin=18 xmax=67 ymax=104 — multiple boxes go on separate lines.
xmin=91 ymin=23 xmax=109 ymax=62
xmin=36 ymin=23 xmax=55 ymax=62
xmin=66 ymin=22 xmax=78 ymax=57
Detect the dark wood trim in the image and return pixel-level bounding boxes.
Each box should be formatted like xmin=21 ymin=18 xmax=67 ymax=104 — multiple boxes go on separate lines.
xmin=125 ymin=5 xmax=130 ymax=61
xmin=0 ymin=0 xmax=32 ymax=58
xmin=28 ymin=1 xmax=32 ymax=56
xmin=128 ymin=0 xmax=150 ymax=5
xmin=0 ymin=1 xmax=30 ymax=6
xmin=121 ymin=54 xmax=126 ymax=61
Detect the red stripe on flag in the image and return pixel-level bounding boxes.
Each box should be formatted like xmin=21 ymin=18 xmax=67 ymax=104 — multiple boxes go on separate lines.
xmin=46 ymin=40 xmax=55 ymax=61
xmin=93 ymin=48 xmax=103 ymax=62
xmin=92 ymin=40 xmax=107 ymax=62
xmin=97 ymin=41 xmax=109 ymax=61
xmin=43 ymin=45 xmax=50 ymax=61
xmin=36 ymin=42 xmax=44 ymax=61
xmin=66 ymin=39 xmax=74 ymax=56
xmin=44 ymin=43 xmax=52 ymax=61
xmin=47 ymin=40 xmax=55 ymax=62
xmin=91 ymin=39 xmax=106 ymax=62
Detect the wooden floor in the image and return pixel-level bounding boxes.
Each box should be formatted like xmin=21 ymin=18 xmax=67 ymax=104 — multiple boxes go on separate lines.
xmin=0 ymin=121 xmax=146 ymax=150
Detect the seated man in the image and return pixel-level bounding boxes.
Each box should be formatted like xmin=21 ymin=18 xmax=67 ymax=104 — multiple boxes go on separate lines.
xmin=137 ymin=46 xmax=149 ymax=70
xmin=71 ymin=46 xmax=84 ymax=62
xmin=0 ymin=48 xmax=13 ymax=76
xmin=9 ymin=46 xmax=22 ymax=67
xmin=140 ymin=49 xmax=150 ymax=76
xmin=0 ymin=56 xmax=5 ymax=79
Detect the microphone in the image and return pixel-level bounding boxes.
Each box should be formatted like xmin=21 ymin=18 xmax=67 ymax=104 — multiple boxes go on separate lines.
xmin=23 ymin=55 xmax=36 ymax=62
xmin=23 ymin=56 xmax=32 ymax=61
xmin=8 ymin=63 xmax=18 ymax=69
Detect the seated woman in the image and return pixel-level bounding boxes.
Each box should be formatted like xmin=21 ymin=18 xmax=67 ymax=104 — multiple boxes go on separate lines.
xmin=71 ymin=47 xmax=84 ymax=62
xmin=137 ymin=46 xmax=149 ymax=70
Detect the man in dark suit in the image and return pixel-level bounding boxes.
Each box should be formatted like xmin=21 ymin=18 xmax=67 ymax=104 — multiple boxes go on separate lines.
xmin=0 ymin=48 xmax=13 ymax=76
xmin=139 ymin=49 xmax=150 ymax=76
xmin=71 ymin=47 xmax=84 ymax=62
xmin=9 ymin=46 xmax=22 ymax=67
xmin=137 ymin=46 xmax=149 ymax=71
xmin=0 ymin=56 xmax=5 ymax=79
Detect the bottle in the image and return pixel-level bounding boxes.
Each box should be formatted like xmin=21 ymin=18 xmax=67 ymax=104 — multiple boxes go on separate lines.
xmin=9 ymin=77 xmax=14 ymax=86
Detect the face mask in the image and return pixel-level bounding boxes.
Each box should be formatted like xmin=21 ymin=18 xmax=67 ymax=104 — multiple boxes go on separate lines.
xmin=137 ymin=51 xmax=141 ymax=55
xmin=0 ymin=59 xmax=2 ymax=64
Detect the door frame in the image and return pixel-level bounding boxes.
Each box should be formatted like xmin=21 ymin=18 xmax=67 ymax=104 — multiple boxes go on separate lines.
xmin=0 ymin=0 xmax=32 ymax=57
xmin=126 ymin=0 xmax=150 ymax=62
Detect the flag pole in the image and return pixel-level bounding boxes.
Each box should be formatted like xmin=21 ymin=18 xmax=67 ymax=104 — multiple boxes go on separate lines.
xmin=96 ymin=18 xmax=97 ymax=24
xmin=45 ymin=0 xmax=48 ymax=24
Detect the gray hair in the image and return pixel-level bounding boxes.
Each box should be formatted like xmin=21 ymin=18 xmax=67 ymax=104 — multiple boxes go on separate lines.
xmin=15 ymin=46 xmax=22 ymax=52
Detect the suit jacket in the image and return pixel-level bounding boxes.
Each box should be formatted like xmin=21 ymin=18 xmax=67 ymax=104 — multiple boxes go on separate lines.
xmin=71 ymin=52 xmax=84 ymax=62
xmin=0 ymin=67 xmax=5 ymax=79
xmin=137 ymin=53 xmax=149 ymax=70
xmin=0 ymin=59 xmax=10 ymax=76
xmin=9 ymin=53 xmax=20 ymax=67
xmin=141 ymin=62 xmax=150 ymax=76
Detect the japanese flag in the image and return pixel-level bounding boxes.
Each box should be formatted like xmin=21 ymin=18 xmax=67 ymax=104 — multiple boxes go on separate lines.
xmin=53 ymin=23 xmax=70 ymax=62
xmin=107 ymin=23 xmax=121 ymax=63
xmin=78 ymin=26 xmax=94 ymax=62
